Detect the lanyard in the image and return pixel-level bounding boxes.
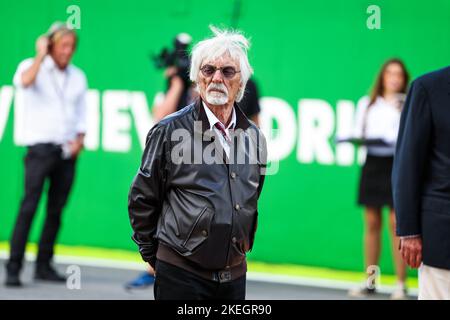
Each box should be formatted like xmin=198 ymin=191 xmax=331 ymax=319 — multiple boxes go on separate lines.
xmin=49 ymin=67 xmax=69 ymax=106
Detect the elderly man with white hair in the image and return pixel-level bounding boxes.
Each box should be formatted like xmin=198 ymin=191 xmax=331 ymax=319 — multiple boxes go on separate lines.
xmin=128 ymin=27 xmax=266 ymax=300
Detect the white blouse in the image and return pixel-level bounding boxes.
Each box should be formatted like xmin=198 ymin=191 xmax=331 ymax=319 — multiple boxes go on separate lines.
xmin=353 ymin=95 xmax=402 ymax=156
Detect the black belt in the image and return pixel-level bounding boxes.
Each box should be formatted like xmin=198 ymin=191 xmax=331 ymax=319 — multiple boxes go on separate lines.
xmin=27 ymin=143 xmax=62 ymax=156
xmin=29 ymin=142 xmax=60 ymax=147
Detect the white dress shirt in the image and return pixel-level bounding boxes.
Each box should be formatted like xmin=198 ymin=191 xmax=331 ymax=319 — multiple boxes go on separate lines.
xmin=13 ymin=56 xmax=88 ymax=146
xmin=353 ymin=96 xmax=401 ymax=156
xmin=202 ymin=102 xmax=236 ymax=159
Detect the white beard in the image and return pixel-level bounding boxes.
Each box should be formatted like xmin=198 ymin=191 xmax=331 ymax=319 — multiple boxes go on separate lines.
xmin=206 ymin=92 xmax=228 ymax=105
xmin=205 ymin=83 xmax=229 ymax=105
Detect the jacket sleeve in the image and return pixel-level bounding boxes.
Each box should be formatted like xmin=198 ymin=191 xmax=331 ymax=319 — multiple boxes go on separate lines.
xmin=249 ymin=129 xmax=267 ymax=252
xmin=392 ymin=80 xmax=432 ymax=237
xmin=257 ymin=129 xmax=268 ymax=198
xmin=128 ymin=124 xmax=169 ymax=267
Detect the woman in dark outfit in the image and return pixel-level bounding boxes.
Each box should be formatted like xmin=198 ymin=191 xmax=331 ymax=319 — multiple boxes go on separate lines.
xmin=348 ymin=59 xmax=410 ymax=299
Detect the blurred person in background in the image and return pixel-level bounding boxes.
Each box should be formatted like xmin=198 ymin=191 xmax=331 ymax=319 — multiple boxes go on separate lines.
xmin=348 ymin=59 xmax=410 ymax=299
xmin=393 ymin=65 xmax=450 ymax=300
xmin=4 ymin=22 xmax=87 ymax=287
xmin=152 ymin=66 xmax=199 ymax=122
xmin=237 ymin=78 xmax=261 ymax=126
xmin=152 ymin=33 xmax=198 ymax=122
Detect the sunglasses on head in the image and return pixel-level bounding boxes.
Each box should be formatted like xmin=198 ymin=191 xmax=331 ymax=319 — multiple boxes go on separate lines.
xmin=200 ymin=64 xmax=240 ymax=79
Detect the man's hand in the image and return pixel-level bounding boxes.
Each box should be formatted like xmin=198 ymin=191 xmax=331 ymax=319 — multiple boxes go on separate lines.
xmin=400 ymin=237 xmax=422 ymax=268
xmin=36 ymin=35 xmax=49 ymax=59
xmin=147 ymin=264 xmax=155 ymax=276
xmin=69 ymin=135 xmax=84 ymax=159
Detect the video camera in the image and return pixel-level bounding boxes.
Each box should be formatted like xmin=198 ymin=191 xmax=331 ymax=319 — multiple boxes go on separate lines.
xmin=152 ymin=33 xmax=192 ymax=85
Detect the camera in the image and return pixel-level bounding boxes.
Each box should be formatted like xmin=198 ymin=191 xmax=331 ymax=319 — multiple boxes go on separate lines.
xmin=152 ymin=33 xmax=192 ymax=84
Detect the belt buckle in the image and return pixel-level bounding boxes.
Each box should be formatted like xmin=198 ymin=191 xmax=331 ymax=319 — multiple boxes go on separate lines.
xmin=217 ymin=270 xmax=232 ymax=283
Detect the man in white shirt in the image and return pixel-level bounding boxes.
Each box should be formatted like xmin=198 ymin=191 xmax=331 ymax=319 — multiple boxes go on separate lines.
xmin=5 ymin=22 xmax=87 ymax=287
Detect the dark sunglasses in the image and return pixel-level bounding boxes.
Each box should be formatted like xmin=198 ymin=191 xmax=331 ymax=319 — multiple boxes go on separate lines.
xmin=200 ymin=64 xmax=241 ymax=79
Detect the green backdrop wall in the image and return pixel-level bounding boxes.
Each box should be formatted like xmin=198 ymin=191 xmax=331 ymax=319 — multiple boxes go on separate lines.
xmin=1 ymin=0 xmax=449 ymax=275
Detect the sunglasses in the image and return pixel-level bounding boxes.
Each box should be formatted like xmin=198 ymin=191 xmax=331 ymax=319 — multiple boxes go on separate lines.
xmin=200 ymin=64 xmax=241 ymax=79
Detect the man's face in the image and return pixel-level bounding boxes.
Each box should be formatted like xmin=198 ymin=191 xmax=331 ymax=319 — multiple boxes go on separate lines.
xmin=50 ymin=33 xmax=76 ymax=69
xmin=198 ymin=54 xmax=242 ymax=106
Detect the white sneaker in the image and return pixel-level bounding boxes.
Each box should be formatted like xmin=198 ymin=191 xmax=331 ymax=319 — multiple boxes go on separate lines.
xmin=390 ymin=283 xmax=408 ymax=300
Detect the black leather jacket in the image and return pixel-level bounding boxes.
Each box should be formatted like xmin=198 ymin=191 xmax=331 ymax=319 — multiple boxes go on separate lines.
xmin=128 ymin=99 xmax=266 ymax=270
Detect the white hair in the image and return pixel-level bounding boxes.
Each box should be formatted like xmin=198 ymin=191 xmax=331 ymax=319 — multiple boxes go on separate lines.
xmin=189 ymin=26 xmax=253 ymax=102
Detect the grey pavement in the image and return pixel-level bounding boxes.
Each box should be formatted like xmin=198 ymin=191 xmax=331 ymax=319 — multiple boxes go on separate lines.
xmin=0 ymin=259 xmax=413 ymax=300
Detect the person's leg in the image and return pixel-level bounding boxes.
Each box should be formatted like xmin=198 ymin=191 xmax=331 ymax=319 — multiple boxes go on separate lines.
xmin=389 ymin=209 xmax=407 ymax=282
xmin=154 ymin=260 xmax=215 ymax=300
xmin=7 ymin=148 xmax=51 ymax=273
xmin=364 ymin=207 xmax=382 ymax=285
xmin=349 ymin=206 xmax=383 ymax=296
xmin=36 ymin=158 xmax=75 ymax=266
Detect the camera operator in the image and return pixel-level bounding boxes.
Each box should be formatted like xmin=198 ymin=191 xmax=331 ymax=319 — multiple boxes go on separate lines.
xmin=238 ymin=77 xmax=261 ymax=126
xmin=152 ymin=33 xmax=198 ymax=122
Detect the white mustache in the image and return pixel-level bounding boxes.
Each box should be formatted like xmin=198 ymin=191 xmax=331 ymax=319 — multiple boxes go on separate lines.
xmin=207 ymin=83 xmax=228 ymax=95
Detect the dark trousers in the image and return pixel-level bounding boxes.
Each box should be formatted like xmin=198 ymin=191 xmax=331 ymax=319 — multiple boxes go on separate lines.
xmin=7 ymin=144 xmax=75 ymax=272
xmin=154 ymin=260 xmax=246 ymax=300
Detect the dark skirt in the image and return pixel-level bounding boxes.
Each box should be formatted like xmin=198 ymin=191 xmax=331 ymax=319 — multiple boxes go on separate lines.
xmin=358 ymin=154 xmax=394 ymax=208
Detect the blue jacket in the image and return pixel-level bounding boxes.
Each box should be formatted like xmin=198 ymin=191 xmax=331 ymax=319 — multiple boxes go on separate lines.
xmin=392 ymin=66 xmax=450 ymax=269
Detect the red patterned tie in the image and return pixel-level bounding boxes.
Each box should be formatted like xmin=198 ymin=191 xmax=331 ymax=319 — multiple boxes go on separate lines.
xmin=214 ymin=122 xmax=231 ymax=143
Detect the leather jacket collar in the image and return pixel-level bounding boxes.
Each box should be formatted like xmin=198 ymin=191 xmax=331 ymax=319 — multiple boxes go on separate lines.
xmin=192 ymin=98 xmax=252 ymax=133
